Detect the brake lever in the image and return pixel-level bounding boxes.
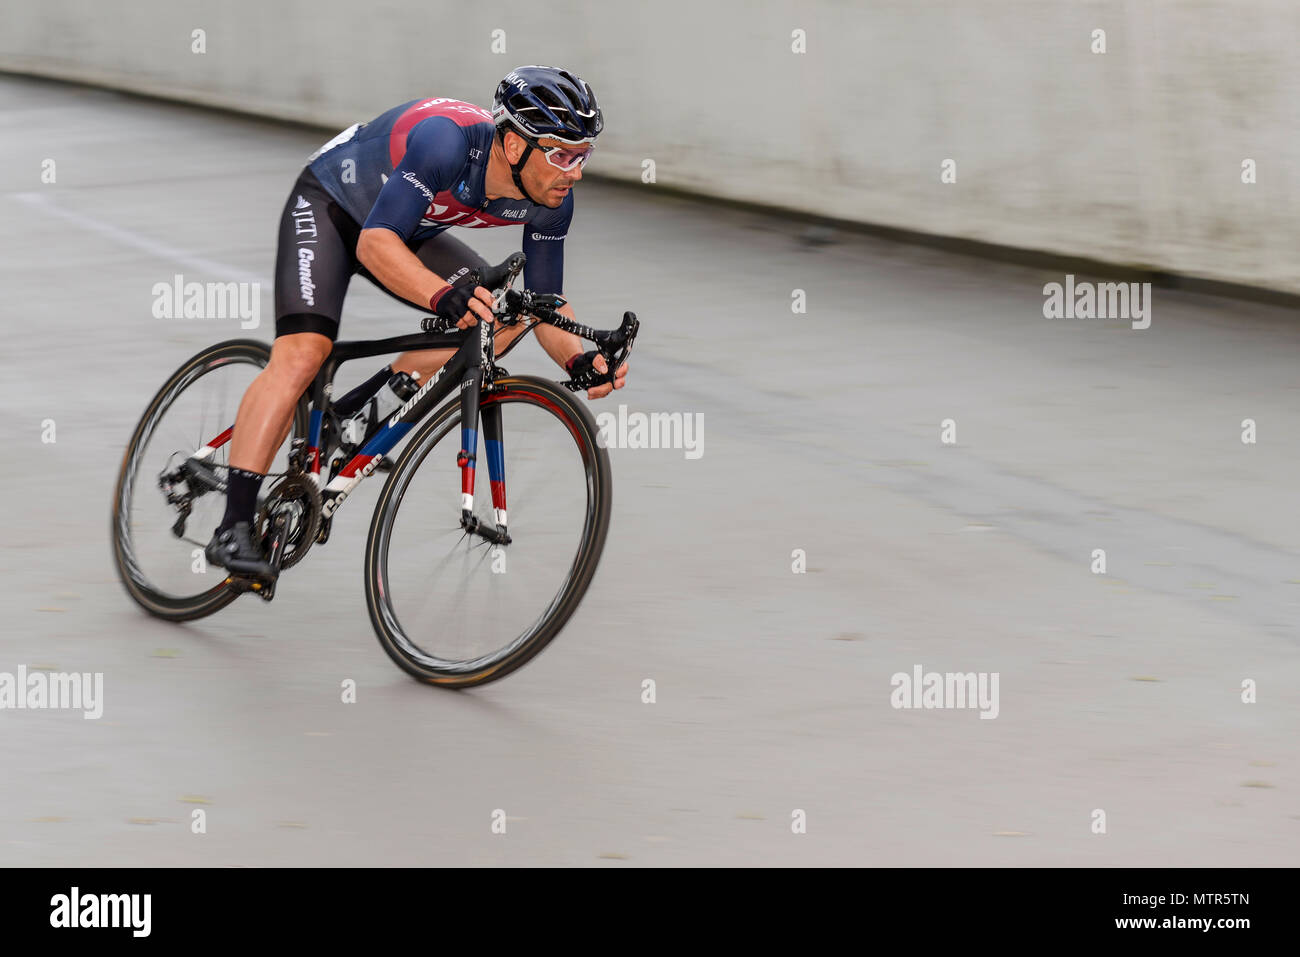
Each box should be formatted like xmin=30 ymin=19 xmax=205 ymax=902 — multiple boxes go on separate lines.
xmin=474 ymin=252 xmax=527 ymax=307
xmin=561 ymin=311 xmax=639 ymax=393
xmin=603 ymin=311 xmax=639 ymax=379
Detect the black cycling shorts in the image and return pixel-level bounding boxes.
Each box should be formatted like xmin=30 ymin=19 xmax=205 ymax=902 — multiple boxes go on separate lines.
xmin=273 ymin=166 xmax=489 ymax=340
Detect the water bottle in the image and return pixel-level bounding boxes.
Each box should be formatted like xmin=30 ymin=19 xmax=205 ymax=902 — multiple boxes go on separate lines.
xmin=340 ymin=371 xmax=420 ymax=447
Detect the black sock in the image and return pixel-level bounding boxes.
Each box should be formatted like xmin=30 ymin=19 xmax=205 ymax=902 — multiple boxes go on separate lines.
xmin=219 ymin=467 xmax=265 ymax=532
xmin=333 ymin=364 xmax=393 ymax=417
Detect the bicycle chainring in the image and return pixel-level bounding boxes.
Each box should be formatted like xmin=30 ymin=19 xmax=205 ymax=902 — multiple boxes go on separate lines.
xmin=255 ymin=473 xmax=323 ymax=571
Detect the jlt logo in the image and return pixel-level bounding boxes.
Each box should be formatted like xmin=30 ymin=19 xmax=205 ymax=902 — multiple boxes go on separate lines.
xmin=292 ymin=195 xmax=317 ymax=238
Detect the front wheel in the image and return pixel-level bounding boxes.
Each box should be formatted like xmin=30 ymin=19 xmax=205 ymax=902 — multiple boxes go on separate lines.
xmin=364 ymin=376 xmax=613 ymax=687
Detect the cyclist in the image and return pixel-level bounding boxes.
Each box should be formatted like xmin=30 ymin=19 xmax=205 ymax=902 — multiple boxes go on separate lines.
xmin=206 ymin=65 xmax=629 ymax=580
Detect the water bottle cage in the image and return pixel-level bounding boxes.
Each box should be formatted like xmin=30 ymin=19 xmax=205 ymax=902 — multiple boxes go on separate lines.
xmin=339 ymin=405 xmax=370 ymax=449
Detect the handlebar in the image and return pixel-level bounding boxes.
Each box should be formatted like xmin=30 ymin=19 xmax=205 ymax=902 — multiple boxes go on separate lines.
xmin=419 ymin=253 xmax=640 ymax=392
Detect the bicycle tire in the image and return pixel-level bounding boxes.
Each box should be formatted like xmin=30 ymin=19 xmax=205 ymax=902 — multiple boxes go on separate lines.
xmin=111 ymin=339 xmax=309 ymax=621
xmin=364 ymin=375 xmax=612 ymax=687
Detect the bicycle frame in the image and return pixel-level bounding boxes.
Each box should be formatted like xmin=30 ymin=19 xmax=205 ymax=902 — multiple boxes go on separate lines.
xmin=311 ymin=318 xmax=507 ymax=536
xmin=182 ymin=253 xmax=637 ymax=557
xmin=186 ymin=317 xmax=513 ymax=548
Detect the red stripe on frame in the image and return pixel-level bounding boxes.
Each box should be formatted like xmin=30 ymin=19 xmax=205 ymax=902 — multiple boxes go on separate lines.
xmin=339 ymin=454 xmax=380 ymax=478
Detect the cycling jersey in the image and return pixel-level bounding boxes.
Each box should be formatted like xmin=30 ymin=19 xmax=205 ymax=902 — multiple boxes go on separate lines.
xmin=307 ymin=97 xmax=572 ymax=296
xmin=272 ymin=166 xmax=496 ymax=341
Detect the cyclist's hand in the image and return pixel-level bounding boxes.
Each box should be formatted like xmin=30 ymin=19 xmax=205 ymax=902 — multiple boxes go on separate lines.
xmin=588 ymin=354 xmax=628 ymax=400
xmin=430 ymin=283 xmax=495 ymax=329
xmin=457 ymin=287 xmax=496 ymax=330
xmin=566 ymin=351 xmax=629 ymax=399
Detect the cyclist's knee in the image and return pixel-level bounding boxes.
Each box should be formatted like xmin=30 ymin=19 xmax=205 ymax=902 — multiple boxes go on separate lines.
xmin=393 ymin=348 xmax=453 ymax=382
xmin=268 ymin=332 xmax=332 ymax=389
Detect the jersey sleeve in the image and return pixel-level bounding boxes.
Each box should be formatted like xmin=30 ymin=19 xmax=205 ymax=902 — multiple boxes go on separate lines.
xmin=521 ymin=191 xmax=574 ymax=295
xmin=362 ymin=116 xmax=467 ymax=240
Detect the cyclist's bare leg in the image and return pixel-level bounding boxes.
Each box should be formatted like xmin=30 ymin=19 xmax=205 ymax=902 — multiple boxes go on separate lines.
xmin=229 ymin=332 xmax=332 ymax=472
xmin=204 ymin=332 xmax=330 ymax=576
xmin=390 ymin=348 xmax=454 ymax=383
xmin=390 ymin=323 xmax=529 ymax=382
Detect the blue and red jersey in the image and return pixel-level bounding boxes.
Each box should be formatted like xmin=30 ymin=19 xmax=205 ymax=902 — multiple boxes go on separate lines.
xmin=307 ymin=97 xmax=572 ymax=294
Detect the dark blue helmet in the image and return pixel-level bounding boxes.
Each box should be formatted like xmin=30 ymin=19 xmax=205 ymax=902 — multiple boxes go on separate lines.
xmin=492 ymin=65 xmax=602 ymax=144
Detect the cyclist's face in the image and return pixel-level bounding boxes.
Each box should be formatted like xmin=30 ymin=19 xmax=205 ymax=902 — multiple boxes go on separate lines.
xmin=523 ymin=136 xmax=588 ymax=207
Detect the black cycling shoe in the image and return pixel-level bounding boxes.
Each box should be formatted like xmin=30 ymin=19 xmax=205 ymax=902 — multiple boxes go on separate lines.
xmin=205 ymin=521 xmax=277 ymax=581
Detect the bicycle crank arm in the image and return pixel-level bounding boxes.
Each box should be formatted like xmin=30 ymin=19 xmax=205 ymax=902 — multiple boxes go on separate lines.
xmin=228 ymin=513 xmax=290 ymax=602
xmin=265 ymin=513 xmax=290 ymax=575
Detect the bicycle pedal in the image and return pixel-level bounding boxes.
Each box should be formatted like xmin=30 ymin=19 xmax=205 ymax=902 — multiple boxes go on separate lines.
xmin=225 ymin=574 xmax=277 ymax=597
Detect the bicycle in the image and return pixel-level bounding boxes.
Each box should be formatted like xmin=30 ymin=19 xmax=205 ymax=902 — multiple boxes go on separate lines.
xmin=111 ymin=252 xmax=640 ymax=687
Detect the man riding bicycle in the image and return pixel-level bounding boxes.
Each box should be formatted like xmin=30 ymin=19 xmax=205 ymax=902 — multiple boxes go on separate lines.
xmin=206 ymin=65 xmax=629 ymax=581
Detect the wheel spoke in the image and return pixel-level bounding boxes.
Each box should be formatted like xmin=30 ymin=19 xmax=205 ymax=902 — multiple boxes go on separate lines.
xmin=112 ymin=343 xmax=307 ymax=621
xmin=366 ymin=382 xmax=610 ymax=685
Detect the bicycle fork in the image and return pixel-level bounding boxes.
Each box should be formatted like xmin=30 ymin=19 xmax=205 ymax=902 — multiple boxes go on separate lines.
xmin=458 ymin=320 xmax=511 ymax=545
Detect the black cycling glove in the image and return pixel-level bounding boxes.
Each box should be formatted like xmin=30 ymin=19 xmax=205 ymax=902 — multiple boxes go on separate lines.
xmin=565 ymin=350 xmax=608 ymax=390
xmin=429 ymin=266 xmax=479 ymax=322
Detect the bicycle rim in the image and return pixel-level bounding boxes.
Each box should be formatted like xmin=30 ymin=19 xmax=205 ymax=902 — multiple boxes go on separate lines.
xmin=111 ymin=339 xmax=307 ymax=621
xmin=365 ymin=376 xmax=612 ymax=686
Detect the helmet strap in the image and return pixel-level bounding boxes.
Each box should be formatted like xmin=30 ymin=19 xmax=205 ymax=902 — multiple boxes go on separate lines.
xmin=504 ymin=132 xmax=544 ymax=205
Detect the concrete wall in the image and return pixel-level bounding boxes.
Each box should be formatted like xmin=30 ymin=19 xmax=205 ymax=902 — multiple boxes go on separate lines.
xmin=3 ymin=0 xmax=1297 ymax=293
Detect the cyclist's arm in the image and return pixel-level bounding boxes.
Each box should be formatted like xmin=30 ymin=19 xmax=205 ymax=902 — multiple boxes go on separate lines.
xmin=534 ymin=300 xmax=586 ymax=368
xmin=532 ymin=302 xmax=627 ymax=400
xmin=357 ymin=118 xmax=491 ymax=322
xmin=357 ymin=229 xmax=456 ymax=308
xmin=520 ymin=197 xmax=624 ymax=396
xmin=522 ymin=196 xmax=580 ymax=367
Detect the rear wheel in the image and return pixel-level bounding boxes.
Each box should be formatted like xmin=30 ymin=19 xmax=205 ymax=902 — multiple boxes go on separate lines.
xmin=364 ymin=375 xmax=612 ymax=687
xmin=111 ymin=339 xmax=309 ymax=621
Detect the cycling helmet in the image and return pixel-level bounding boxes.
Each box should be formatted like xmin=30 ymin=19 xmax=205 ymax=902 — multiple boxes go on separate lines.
xmin=492 ymin=65 xmax=602 ymax=144
xmin=492 ymin=66 xmax=602 ymax=204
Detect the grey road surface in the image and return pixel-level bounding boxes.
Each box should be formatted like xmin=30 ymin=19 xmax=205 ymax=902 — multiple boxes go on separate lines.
xmin=2 ymin=76 xmax=1297 ymax=866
